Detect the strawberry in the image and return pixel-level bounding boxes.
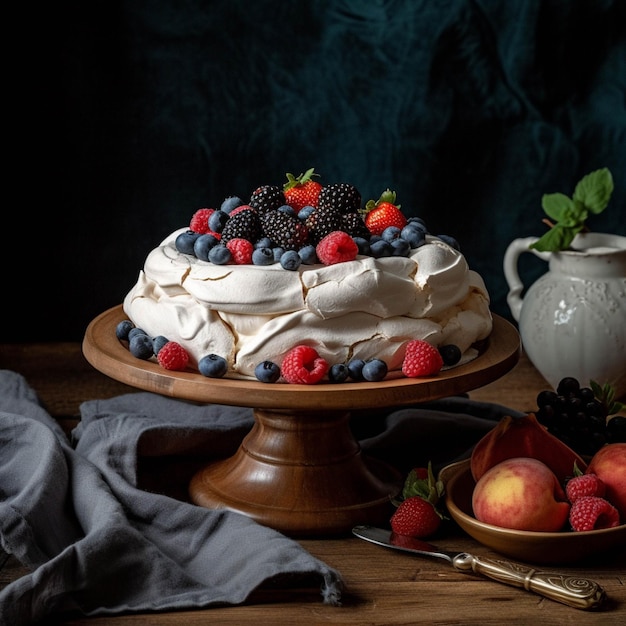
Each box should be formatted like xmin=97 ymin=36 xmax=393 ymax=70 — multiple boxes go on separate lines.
xmin=565 ymin=473 xmax=606 ymax=504
xmin=283 ymin=168 xmax=322 ymax=211
xmin=390 ymin=461 xmax=446 ymax=537
xmin=402 ymin=339 xmax=443 ymax=377
xmin=390 ymin=497 xmax=442 ymax=538
xmin=362 ymin=189 xmax=407 ymax=236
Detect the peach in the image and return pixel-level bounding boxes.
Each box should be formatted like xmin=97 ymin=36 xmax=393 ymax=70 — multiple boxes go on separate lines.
xmin=472 ymin=457 xmax=570 ymax=531
xmin=586 ymin=443 xmax=626 ymax=520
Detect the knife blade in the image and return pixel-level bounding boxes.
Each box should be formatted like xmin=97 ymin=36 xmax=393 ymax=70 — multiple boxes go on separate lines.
xmin=352 ymin=525 xmax=606 ymax=610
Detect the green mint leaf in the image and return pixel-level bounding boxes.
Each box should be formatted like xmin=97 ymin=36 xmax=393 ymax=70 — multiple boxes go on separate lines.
xmin=573 ymin=167 xmax=614 ymax=214
xmin=530 ymin=223 xmax=581 ymax=252
xmin=541 ymin=193 xmax=576 ymax=223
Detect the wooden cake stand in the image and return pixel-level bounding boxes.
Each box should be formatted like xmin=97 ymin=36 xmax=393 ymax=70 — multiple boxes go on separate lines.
xmin=83 ymin=305 xmax=520 ymax=536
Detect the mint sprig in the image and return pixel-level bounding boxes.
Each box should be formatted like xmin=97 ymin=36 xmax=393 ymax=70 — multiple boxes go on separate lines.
xmin=530 ymin=168 xmax=614 ymax=252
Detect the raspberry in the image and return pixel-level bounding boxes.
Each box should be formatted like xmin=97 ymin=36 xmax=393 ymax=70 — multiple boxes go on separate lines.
xmin=226 ymin=238 xmax=254 ymax=264
xmin=316 ymin=231 xmax=359 ymax=265
xmin=157 ymin=341 xmax=189 ymax=371
xmin=281 ymin=345 xmax=329 ymax=384
xmin=569 ymin=496 xmax=620 ymax=531
xmin=390 ymin=496 xmax=442 ymax=538
xmin=189 ymin=208 xmax=216 ymax=234
xmin=401 ymin=339 xmax=443 ymax=377
xmin=565 ymin=473 xmax=606 ymax=503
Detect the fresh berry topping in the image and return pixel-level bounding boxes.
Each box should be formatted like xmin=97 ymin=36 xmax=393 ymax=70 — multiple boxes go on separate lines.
xmin=208 ymin=210 xmax=230 ymax=233
xmin=363 ymin=189 xmax=407 ymax=236
xmin=128 ymin=327 xmax=148 ymax=341
xmin=362 ymin=358 xmax=388 ymax=382
xmin=251 ymin=247 xmax=275 ymax=266
xmin=347 ymin=358 xmax=366 ymax=381
xmin=402 ymin=339 xmax=444 ymax=377
xmin=249 ymin=184 xmax=286 ymax=214
xmin=280 ymin=249 xmax=302 ymax=270
xmin=341 ymin=212 xmax=370 ymax=240
xmin=189 ymin=208 xmax=216 ymax=234
xmin=566 ymin=474 xmax=606 ymax=503
xmin=283 ymin=168 xmax=323 ymax=211
xmin=226 ymin=238 xmax=254 ymax=264
xmin=115 ymin=319 xmax=135 ymax=341
xmin=390 ymin=496 xmax=442 ymax=538
xmin=401 ymin=224 xmax=427 ymax=248
xmin=261 ymin=209 xmax=310 ymax=250
xmin=220 ymin=208 xmax=262 ymax=244
xmin=318 ymin=182 xmax=361 ymax=214
xmin=316 ymin=231 xmax=359 ymax=265
xmin=157 ymin=341 xmax=189 ymax=371
xmin=254 ymin=360 xmax=281 ymax=383
xmin=569 ymin=495 xmax=620 ymax=531
xmin=175 ymin=230 xmax=201 ymax=255
xmin=298 ymin=244 xmax=318 ymax=264
xmin=208 ymin=244 xmax=232 ymax=264
xmin=439 ymin=344 xmax=462 ymax=366
xmin=198 ymin=354 xmax=228 ymax=378
xmin=220 ymin=196 xmax=244 ymax=213
xmin=281 ymin=345 xmax=329 ymax=384
xmin=194 ymin=233 xmax=221 ymax=261
xmin=304 ymin=205 xmax=344 ymax=243
xmin=436 ymin=234 xmax=460 ymax=251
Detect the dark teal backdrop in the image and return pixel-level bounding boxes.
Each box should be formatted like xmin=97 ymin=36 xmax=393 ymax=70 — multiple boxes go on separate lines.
xmin=11 ymin=0 xmax=626 ymax=341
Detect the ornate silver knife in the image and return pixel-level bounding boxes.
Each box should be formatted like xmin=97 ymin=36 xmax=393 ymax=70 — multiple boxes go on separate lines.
xmin=352 ymin=525 xmax=606 ymax=610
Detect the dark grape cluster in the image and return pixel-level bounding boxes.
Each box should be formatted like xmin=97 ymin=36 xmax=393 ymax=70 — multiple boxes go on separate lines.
xmin=534 ymin=377 xmax=626 ymax=457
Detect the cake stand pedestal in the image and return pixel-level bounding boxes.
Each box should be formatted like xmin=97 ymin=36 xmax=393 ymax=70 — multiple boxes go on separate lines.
xmin=83 ymin=305 xmax=520 ymax=536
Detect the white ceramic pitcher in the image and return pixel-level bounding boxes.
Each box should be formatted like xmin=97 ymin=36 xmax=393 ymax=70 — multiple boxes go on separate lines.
xmin=504 ymin=232 xmax=626 ymax=398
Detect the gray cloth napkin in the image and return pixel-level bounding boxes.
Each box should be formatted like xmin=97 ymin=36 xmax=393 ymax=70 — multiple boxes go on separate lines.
xmin=0 ymin=369 xmax=522 ymax=624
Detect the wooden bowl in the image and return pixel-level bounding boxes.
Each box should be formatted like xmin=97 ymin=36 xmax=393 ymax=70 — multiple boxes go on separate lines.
xmin=442 ymin=459 xmax=626 ymax=565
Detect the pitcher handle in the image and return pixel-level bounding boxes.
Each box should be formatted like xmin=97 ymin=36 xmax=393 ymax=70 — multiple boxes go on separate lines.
xmin=503 ymin=237 xmax=551 ymax=321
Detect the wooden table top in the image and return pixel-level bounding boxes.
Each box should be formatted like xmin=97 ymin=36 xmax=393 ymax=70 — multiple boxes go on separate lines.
xmin=1 ymin=343 xmax=625 ymax=625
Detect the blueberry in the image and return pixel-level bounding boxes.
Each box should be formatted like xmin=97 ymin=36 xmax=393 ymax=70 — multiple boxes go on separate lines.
xmin=298 ymin=244 xmax=318 ymax=264
xmin=254 ymin=360 xmax=281 ymax=383
xmin=129 ymin=333 xmax=154 ymax=360
xmin=381 ymin=226 xmax=401 ymax=242
xmin=328 ymin=363 xmax=349 ymax=383
xmin=298 ymin=205 xmax=315 ymax=221
xmin=401 ymin=225 xmax=426 ymax=248
xmin=194 ymin=233 xmax=220 ymax=261
xmin=198 ymin=354 xmax=228 ymax=378
xmin=370 ymin=239 xmax=393 ymax=258
xmin=115 ymin=319 xmax=135 ymax=341
xmin=208 ymin=244 xmax=232 ymax=265
xmin=208 ymin=210 xmax=230 ymax=233
xmin=278 ymin=204 xmax=297 ymax=217
xmin=353 ymin=237 xmax=371 ymax=255
xmin=175 ymin=230 xmax=200 ymax=255
xmin=128 ymin=327 xmax=148 ymax=341
xmin=252 ymin=247 xmax=275 ymax=266
xmin=347 ymin=359 xmax=366 ymax=381
xmin=437 ymin=234 xmax=460 ymax=251
xmin=273 ymin=247 xmax=285 ymax=261
xmin=220 ymin=196 xmax=244 ymax=213
xmin=390 ymin=238 xmax=411 ymax=257
xmin=439 ymin=344 xmax=462 ymax=366
xmin=280 ymin=250 xmax=302 ymax=270
xmin=255 ymin=236 xmax=273 ymax=249
xmin=362 ymin=358 xmax=388 ymax=381
xmin=407 ymin=217 xmax=429 ymax=233
xmin=152 ymin=335 xmax=169 ymax=355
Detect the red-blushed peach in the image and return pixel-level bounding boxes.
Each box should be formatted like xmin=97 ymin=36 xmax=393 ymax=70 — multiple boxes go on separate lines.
xmin=472 ymin=457 xmax=570 ymax=531
xmin=586 ymin=443 xmax=626 ymax=520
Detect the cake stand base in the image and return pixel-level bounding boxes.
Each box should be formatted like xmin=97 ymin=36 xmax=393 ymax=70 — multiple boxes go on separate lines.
xmin=189 ymin=408 xmax=402 ymax=536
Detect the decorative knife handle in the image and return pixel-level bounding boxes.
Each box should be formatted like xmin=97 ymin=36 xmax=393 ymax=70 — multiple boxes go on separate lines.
xmin=451 ymin=552 xmax=606 ymax=610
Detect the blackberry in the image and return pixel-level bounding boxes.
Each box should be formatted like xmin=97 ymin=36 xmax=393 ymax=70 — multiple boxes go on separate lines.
xmin=305 ymin=205 xmax=343 ymax=243
xmin=249 ymin=185 xmax=286 ymax=214
xmin=220 ymin=208 xmax=261 ymax=244
xmin=534 ymin=376 xmax=625 ymax=456
xmin=341 ymin=212 xmax=370 ymax=239
xmin=261 ymin=210 xmax=309 ymax=250
xmin=318 ymin=182 xmax=361 ymax=214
